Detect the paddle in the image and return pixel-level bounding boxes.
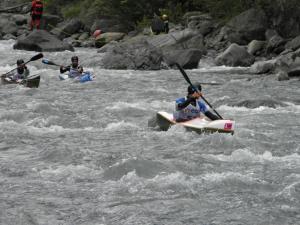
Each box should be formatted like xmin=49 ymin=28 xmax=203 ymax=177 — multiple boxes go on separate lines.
xmin=42 ymin=59 xmax=61 ymax=67
xmin=174 ymin=63 xmax=223 ymax=119
xmin=42 ymin=59 xmax=88 ymax=75
xmin=1 ymin=53 xmax=43 ymax=78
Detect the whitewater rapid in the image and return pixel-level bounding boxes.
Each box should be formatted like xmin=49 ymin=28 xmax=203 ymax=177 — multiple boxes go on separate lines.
xmin=0 ymin=40 xmax=299 ymax=225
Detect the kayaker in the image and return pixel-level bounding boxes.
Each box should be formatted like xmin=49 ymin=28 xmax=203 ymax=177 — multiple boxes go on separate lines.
xmin=6 ymin=59 xmax=30 ymax=81
xmin=174 ymin=83 xmax=220 ymax=122
xmin=162 ymin=14 xmax=169 ymax=34
xmin=30 ymin=0 xmax=43 ymax=30
xmin=59 ymin=56 xmax=94 ymax=82
xmin=60 ymin=56 xmax=84 ymax=78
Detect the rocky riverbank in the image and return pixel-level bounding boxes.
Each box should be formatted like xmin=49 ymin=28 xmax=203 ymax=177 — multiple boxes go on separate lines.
xmin=1 ymin=3 xmax=300 ymax=81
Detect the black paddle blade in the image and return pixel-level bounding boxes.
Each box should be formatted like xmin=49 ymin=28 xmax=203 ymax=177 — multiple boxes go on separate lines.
xmin=30 ymin=53 xmax=43 ymax=62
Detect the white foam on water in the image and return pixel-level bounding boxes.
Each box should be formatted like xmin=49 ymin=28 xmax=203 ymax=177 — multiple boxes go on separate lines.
xmin=203 ymin=148 xmax=300 ymax=164
xmin=276 ymin=181 xmax=300 ymax=202
xmin=0 ymin=119 xmax=95 ymax=135
xmin=105 ymin=101 xmax=146 ymax=110
xmin=104 ymin=120 xmax=139 ymax=131
xmin=39 ymin=164 xmax=102 ymax=182
xmin=0 ymin=40 xmax=15 ymax=50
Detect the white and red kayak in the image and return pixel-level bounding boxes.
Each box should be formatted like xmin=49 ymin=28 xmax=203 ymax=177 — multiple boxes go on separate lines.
xmin=156 ymin=111 xmax=235 ymax=134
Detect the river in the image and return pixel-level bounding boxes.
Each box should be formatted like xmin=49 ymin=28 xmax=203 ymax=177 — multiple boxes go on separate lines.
xmin=0 ymin=40 xmax=299 ymax=225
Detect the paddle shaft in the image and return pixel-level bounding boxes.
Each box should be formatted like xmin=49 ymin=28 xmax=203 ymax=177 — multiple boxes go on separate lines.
xmin=175 ymin=63 xmax=223 ymax=119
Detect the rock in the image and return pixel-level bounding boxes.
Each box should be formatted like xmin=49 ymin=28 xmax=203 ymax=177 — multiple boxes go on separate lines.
xmin=95 ymin=32 xmax=125 ymax=48
xmin=81 ymin=40 xmax=95 ymax=48
xmin=41 ymin=14 xmax=63 ymax=31
xmin=101 ymin=36 xmax=163 ymax=70
xmin=277 ymin=71 xmax=290 ymax=81
xmin=13 ymin=30 xmax=74 ymax=52
xmin=78 ymin=32 xmax=90 ymax=41
xmin=148 ymin=28 xmax=201 ymax=50
xmin=250 ymin=60 xmax=276 ymax=74
xmin=288 ymin=66 xmax=300 ymax=77
xmin=222 ymin=8 xmax=268 ymax=45
xmin=3 ymin=34 xmax=16 ymax=40
xmin=216 ymin=43 xmax=255 ymax=67
xmin=11 ymin=14 xmax=27 ymax=26
xmin=248 ymin=40 xmax=266 ymax=55
xmin=97 ymin=41 xmax=118 ymax=53
xmin=91 ymin=18 xmax=129 ymax=33
xmin=51 ymin=19 xmax=82 ymax=39
xmin=285 ymin=35 xmax=300 ymax=51
xmin=147 ymin=29 xmax=206 ymax=69
xmin=265 ymin=29 xmax=278 ymax=41
xmin=71 ymin=33 xmax=81 ymax=40
xmin=163 ymin=49 xmax=203 ymax=69
xmin=151 ymin=16 xmax=165 ymax=35
xmin=266 ymin=34 xmax=285 ymax=54
xmin=187 ymin=13 xmax=215 ymax=36
xmin=0 ymin=21 xmax=18 ymax=36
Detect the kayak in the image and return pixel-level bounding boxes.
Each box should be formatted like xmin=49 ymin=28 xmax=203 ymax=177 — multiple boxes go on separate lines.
xmin=156 ymin=111 xmax=235 ymax=134
xmin=1 ymin=73 xmax=40 ymax=88
xmin=59 ymin=72 xmax=94 ymax=83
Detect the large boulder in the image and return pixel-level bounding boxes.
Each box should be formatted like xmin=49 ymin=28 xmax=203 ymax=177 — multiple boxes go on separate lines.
xmin=250 ymin=60 xmax=276 ymax=74
xmin=101 ymin=36 xmax=163 ymax=70
xmin=185 ymin=13 xmax=215 ymax=36
xmin=11 ymin=14 xmax=27 ymax=26
xmin=216 ymin=43 xmax=255 ymax=67
xmin=163 ymin=49 xmax=203 ymax=69
xmin=148 ymin=29 xmax=206 ymax=68
xmin=247 ymin=40 xmax=266 ymax=56
xmin=148 ymin=28 xmax=200 ymax=49
xmin=222 ymin=8 xmax=268 ymax=45
xmin=41 ymin=14 xmax=63 ymax=31
xmin=91 ymin=18 xmax=129 ymax=33
xmin=13 ymin=30 xmax=74 ymax=52
xmin=285 ymin=35 xmax=300 ymax=51
xmin=95 ymin=32 xmax=126 ymax=48
xmin=265 ymin=30 xmax=286 ymax=54
xmin=0 ymin=14 xmax=18 ymax=36
xmin=51 ymin=19 xmax=82 ymax=39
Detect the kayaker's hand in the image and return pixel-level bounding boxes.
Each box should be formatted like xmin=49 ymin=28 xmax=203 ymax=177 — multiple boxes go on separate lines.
xmin=78 ymin=66 xmax=83 ymax=73
xmin=60 ymin=66 xmax=64 ymax=70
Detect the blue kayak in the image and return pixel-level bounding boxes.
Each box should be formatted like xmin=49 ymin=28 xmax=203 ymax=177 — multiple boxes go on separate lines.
xmin=59 ymin=72 xmax=94 ymax=83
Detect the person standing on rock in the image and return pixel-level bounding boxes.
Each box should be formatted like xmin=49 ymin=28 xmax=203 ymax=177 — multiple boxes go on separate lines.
xmin=30 ymin=0 xmax=43 ymax=30
xmin=162 ymin=14 xmax=169 ymax=34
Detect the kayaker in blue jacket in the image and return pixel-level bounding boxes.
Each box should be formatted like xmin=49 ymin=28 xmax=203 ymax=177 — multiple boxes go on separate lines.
xmin=6 ymin=59 xmax=30 ymax=82
xmin=174 ymin=83 xmax=220 ymax=122
xmin=60 ymin=56 xmax=83 ymax=78
xmin=60 ymin=56 xmax=94 ymax=82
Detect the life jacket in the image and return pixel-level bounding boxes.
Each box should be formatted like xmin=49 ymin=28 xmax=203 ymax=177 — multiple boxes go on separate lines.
xmin=11 ymin=68 xmax=30 ymax=81
xmin=32 ymin=0 xmax=43 ymax=15
xmin=68 ymin=66 xmax=82 ymax=78
xmin=173 ymin=97 xmax=208 ymax=121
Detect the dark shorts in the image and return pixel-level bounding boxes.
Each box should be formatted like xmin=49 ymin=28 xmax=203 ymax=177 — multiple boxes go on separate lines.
xmin=32 ymin=14 xmax=42 ymax=20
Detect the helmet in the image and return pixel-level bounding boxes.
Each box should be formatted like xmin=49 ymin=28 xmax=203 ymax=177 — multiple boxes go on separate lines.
xmin=17 ymin=59 xmax=24 ymax=65
xmin=71 ymin=56 xmax=79 ymax=62
xmin=187 ymin=82 xmax=202 ymax=94
xmin=162 ymin=14 xmax=168 ymax=20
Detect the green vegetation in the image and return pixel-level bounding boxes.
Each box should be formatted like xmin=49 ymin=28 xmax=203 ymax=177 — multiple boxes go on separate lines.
xmin=30 ymin=0 xmax=300 ymax=28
